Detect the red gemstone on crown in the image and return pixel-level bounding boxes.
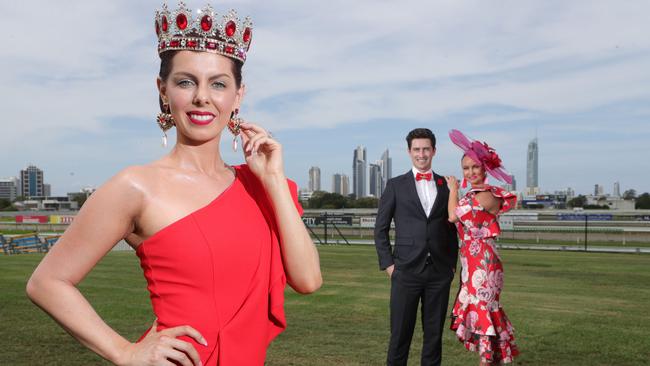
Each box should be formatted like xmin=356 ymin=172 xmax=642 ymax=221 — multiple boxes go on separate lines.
xmin=206 ymin=42 xmax=217 ymax=50
xmin=201 ymin=15 xmax=212 ymax=31
xmin=243 ymin=28 xmax=251 ymax=43
xmin=225 ymin=45 xmax=234 ymax=54
xmin=162 ymin=16 xmax=168 ymax=32
xmin=225 ymin=21 xmax=236 ymax=37
xmin=176 ymin=13 xmax=188 ymax=30
xmin=187 ymin=40 xmax=197 ymax=48
xmin=170 ymin=40 xmax=180 ymax=47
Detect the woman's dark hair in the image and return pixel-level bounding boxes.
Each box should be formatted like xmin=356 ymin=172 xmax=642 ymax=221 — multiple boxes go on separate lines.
xmin=406 ymin=128 xmax=436 ymax=149
xmin=158 ymin=50 xmax=244 ymax=111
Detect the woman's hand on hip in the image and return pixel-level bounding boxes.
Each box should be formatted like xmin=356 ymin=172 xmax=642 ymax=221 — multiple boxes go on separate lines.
xmin=117 ymin=319 xmax=206 ymax=366
xmin=240 ymin=122 xmax=284 ymax=179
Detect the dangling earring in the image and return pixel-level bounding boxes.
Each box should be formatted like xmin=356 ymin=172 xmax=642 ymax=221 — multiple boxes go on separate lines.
xmin=227 ymin=109 xmax=242 ymax=152
xmin=157 ymin=103 xmax=175 ymax=147
xmin=461 ymin=177 xmax=468 ymax=189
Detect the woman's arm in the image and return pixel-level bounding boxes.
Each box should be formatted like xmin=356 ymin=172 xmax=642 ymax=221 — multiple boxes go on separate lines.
xmin=262 ymin=174 xmax=322 ymax=294
xmin=445 ymin=176 xmax=460 ymax=223
xmin=475 ymin=191 xmax=503 ymax=216
xmin=26 ymin=168 xmax=204 ymax=366
xmin=241 ymin=122 xmax=322 ymax=294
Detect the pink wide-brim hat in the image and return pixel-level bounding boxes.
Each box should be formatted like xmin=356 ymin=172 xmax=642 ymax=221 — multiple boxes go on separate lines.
xmin=448 ymin=129 xmax=513 ymax=184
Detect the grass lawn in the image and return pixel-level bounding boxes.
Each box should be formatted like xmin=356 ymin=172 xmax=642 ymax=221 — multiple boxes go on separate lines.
xmin=1 ymin=246 xmax=649 ymax=365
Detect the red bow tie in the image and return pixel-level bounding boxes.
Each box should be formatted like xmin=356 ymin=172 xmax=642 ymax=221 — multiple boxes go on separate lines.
xmin=415 ymin=172 xmax=432 ymax=181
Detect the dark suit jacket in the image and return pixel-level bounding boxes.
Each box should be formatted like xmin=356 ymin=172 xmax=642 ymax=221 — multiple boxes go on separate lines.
xmin=374 ymin=170 xmax=458 ymax=274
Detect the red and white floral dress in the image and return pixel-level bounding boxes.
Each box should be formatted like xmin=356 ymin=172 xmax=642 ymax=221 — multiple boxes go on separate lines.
xmin=450 ymin=185 xmax=519 ymax=364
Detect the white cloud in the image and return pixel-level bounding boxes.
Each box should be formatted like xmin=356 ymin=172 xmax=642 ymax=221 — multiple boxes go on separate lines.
xmin=1 ymin=0 xmax=648 ymax=195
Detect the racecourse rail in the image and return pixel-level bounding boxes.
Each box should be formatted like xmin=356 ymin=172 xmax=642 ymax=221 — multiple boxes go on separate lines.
xmin=1 ymin=209 xmax=649 ymax=253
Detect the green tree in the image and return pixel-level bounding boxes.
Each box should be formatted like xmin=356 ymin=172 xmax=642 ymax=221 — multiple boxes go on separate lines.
xmin=69 ymin=192 xmax=90 ymax=209
xmin=636 ymin=192 xmax=650 ymax=209
xmin=584 ymin=204 xmax=610 ymax=210
xmin=0 ymin=198 xmax=10 ymax=209
xmin=623 ymin=189 xmax=637 ymax=200
xmin=354 ymin=197 xmax=379 ymax=208
xmin=567 ymin=195 xmax=587 ymax=208
xmin=320 ymin=193 xmax=347 ymax=209
xmin=307 ymin=191 xmax=326 ymax=209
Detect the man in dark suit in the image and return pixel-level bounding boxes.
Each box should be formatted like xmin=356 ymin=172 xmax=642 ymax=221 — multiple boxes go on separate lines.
xmin=375 ymin=128 xmax=458 ymax=366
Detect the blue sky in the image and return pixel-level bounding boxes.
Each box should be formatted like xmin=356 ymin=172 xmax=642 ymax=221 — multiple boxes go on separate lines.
xmin=1 ymin=0 xmax=649 ymax=196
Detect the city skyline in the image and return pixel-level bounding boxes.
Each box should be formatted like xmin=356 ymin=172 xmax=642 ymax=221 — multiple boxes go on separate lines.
xmin=1 ymin=1 xmax=649 ymax=196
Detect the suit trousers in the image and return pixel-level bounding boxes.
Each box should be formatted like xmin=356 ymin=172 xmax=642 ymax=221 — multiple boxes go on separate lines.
xmin=387 ymin=262 xmax=453 ymax=366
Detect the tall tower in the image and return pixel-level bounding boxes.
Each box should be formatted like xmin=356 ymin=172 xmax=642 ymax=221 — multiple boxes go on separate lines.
xmin=526 ymin=138 xmax=539 ymax=195
xmin=20 ymin=165 xmax=44 ymax=198
xmin=341 ymin=174 xmax=349 ymax=196
xmin=353 ymin=146 xmax=367 ymax=198
xmin=308 ymin=166 xmax=321 ymax=192
xmin=332 ymin=174 xmax=350 ymax=196
xmin=613 ymin=182 xmax=620 ymax=197
xmin=369 ymin=163 xmax=383 ymax=198
xmin=379 ymin=149 xmax=392 ymax=194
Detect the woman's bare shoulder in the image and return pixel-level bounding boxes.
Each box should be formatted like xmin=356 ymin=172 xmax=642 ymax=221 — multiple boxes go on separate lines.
xmin=97 ymin=163 xmax=173 ymax=204
xmin=111 ymin=161 xmax=172 ymax=188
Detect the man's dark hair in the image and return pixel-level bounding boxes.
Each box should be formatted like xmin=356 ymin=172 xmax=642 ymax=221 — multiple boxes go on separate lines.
xmin=406 ymin=128 xmax=436 ymax=149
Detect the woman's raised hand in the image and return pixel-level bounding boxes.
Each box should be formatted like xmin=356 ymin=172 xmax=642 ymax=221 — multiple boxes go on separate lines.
xmin=240 ymin=122 xmax=284 ymax=180
xmin=445 ymin=176 xmax=460 ymax=192
xmin=118 ymin=319 xmax=206 ymax=366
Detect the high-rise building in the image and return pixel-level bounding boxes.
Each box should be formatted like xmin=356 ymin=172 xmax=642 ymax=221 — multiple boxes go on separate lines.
xmin=332 ymin=174 xmax=350 ymax=196
xmin=503 ymin=175 xmax=517 ymax=192
xmin=526 ymin=138 xmax=539 ymax=195
xmin=308 ymin=166 xmax=321 ymax=192
xmin=594 ymin=184 xmax=604 ymax=196
xmin=0 ymin=177 xmax=19 ymax=201
xmin=20 ymin=165 xmax=45 ymax=198
xmin=353 ymin=146 xmax=367 ymax=198
xmin=44 ymin=183 xmax=51 ymax=197
xmin=567 ymin=187 xmax=575 ymax=199
xmin=379 ymin=149 xmax=392 ymax=193
xmin=369 ymin=163 xmax=383 ymax=198
xmin=613 ymin=182 xmax=621 ymax=197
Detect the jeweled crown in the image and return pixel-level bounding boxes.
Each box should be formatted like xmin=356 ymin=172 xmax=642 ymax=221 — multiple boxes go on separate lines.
xmin=155 ymin=2 xmax=253 ymax=63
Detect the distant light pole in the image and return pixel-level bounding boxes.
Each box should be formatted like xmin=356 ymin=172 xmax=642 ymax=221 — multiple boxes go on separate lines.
xmin=584 ymin=214 xmax=588 ymax=251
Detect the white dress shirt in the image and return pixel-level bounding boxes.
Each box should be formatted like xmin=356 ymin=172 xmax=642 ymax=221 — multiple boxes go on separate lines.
xmin=412 ymin=167 xmax=438 ymax=217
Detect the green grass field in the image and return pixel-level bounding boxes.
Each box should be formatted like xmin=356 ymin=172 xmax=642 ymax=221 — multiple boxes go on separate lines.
xmin=1 ymin=246 xmax=649 ymax=365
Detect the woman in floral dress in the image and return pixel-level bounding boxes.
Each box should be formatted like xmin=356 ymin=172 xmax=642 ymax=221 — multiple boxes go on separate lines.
xmin=445 ymin=129 xmax=519 ymax=365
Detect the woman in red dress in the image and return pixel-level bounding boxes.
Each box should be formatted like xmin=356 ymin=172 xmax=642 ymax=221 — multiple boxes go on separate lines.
xmin=445 ymin=130 xmax=519 ymax=365
xmin=26 ymin=4 xmax=321 ymax=365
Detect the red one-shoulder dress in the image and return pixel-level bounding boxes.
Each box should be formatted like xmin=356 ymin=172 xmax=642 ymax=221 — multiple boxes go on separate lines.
xmin=135 ymin=164 xmax=302 ymax=365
